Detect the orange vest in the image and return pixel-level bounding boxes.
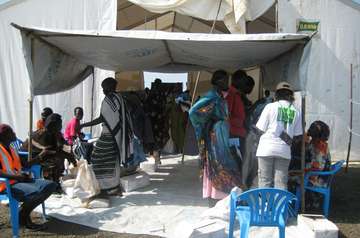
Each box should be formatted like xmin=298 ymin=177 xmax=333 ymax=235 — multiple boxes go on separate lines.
xmin=0 ymin=144 xmax=22 ymax=192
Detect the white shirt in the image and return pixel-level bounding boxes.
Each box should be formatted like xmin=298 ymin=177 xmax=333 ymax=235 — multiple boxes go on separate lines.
xmin=256 ymin=100 xmax=302 ymax=159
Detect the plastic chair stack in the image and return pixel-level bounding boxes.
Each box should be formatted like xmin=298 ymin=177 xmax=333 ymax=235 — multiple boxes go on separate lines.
xmin=296 ymin=160 xmax=345 ymax=218
xmin=229 ymin=188 xmax=297 ymax=238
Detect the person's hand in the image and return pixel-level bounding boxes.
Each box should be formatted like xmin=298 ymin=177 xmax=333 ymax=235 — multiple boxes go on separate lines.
xmin=79 ymin=132 xmax=85 ymax=140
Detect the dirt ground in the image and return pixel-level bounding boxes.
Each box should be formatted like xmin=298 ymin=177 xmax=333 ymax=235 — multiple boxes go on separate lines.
xmin=329 ymin=163 xmax=360 ymax=238
xmin=0 ymin=163 xmax=359 ymax=238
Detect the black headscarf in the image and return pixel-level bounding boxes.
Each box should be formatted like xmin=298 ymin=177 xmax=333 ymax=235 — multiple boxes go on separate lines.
xmin=45 ymin=113 xmax=62 ymax=129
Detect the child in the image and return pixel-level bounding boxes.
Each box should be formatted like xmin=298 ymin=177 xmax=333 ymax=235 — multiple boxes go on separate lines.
xmin=305 ymin=120 xmax=331 ymax=188
xmin=64 ymin=107 xmax=84 ymax=145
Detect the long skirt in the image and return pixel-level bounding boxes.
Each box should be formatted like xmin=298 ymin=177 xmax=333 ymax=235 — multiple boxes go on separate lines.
xmin=91 ymin=133 xmax=121 ymax=191
xmin=202 ymin=161 xmax=227 ymax=200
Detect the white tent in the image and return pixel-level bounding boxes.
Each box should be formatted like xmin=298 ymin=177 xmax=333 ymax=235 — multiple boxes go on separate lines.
xmin=122 ymin=0 xmax=275 ymax=33
xmin=0 ymin=0 xmax=117 ymax=139
xmin=0 ymin=0 xmax=280 ymax=140
xmin=278 ymin=0 xmax=360 ymax=161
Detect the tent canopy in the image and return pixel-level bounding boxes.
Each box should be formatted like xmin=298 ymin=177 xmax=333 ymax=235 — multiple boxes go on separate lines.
xmin=13 ymin=24 xmax=309 ymax=95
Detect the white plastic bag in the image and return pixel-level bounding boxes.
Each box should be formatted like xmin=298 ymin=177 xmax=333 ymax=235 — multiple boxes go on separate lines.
xmin=61 ymin=178 xmax=76 ymax=198
xmin=201 ymin=187 xmax=243 ymax=221
xmin=73 ymin=159 xmax=100 ymax=202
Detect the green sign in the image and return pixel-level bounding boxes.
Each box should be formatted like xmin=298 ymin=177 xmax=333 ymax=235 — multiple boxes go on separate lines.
xmin=297 ymin=20 xmax=319 ymax=32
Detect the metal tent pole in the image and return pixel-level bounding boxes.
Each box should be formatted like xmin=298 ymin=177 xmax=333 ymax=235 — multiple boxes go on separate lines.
xmin=275 ymin=0 xmax=279 ymax=33
xmin=300 ymin=93 xmax=306 ymax=213
xmin=90 ymin=68 xmax=95 ymax=136
xmin=181 ymin=0 xmax=223 ymax=164
xmin=346 ymin=64 xmax=353 ymax=172
xmin=28 ymin=38 xmax=35 ymax=161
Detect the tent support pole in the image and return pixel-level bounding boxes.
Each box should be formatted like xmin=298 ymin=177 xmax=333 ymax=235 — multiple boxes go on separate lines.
xmin=181 ymin=0 xmax=223 ymax=164
xmin=346 ymin=64 xmax=353 ymax=172
xmin=300 ymin=93 xmax=306 ymax=213
xmin=275 ymin=0 xmax=279 ymax=32
xmin=28 ymin=38 xmax=35 ymax=162
xmin=90 ymin=68 xmax=95 ymax=136
xmin=28 ymin=97 xmax=33 ymax=161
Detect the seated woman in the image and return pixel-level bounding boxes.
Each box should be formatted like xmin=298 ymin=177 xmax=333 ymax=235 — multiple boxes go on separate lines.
xmin=289 ymin=120 xmax=331 ymax=210
xmin=305 ymin=120 xmax=331 ymax=187
xmin=0 ymin=124 xmax=57 ymax=230
xmin=22 ymin=113 xmax=77 ymax=186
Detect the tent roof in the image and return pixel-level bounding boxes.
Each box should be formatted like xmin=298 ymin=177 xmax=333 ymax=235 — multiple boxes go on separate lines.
xmin=14 ymin=24 xmax=309 ymax=95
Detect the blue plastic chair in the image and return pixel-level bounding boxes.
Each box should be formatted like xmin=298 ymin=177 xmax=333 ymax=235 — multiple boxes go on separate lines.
xmin=83 ymin=133 xmax=92 ymax=141
xmin=0 ymin=165 xmax=47 ymax=236
xmin=0 ymin=165 xmax=47 ymax=238
xmin=0 ymin=178 xmax=20 ymax=237
xmin=229 ymin=188 xmax=298 ymax=238
xmin=296 ymin=160 xmax=345 ymax=218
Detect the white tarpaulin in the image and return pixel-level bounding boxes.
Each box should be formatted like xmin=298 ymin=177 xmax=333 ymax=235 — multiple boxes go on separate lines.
xmin=0 ymin=0 xmax=116 ymax=139
xmin=127 ymin=0 xmax=275 ymax=33
xmin=278 ymin=0 xmax=360 ymax=161
xmin=14 ymin=26 xmax=309 ymax=94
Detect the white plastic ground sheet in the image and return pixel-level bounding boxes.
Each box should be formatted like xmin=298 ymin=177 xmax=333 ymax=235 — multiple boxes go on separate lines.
xmin=41 ymin=156 xmax=209 ymax=237
xmin=40 ymin=156 xmax=327 ymax=238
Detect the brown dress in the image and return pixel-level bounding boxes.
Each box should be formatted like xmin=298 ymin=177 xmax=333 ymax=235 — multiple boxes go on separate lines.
xmin=22 ymin=129 xmax=76 ymax=184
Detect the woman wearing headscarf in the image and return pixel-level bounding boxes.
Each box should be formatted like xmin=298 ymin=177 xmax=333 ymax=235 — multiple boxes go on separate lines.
xmin=22 ymin=113 xmax=77 ymax=186
xmin=189 ymin=70 xmax=243 ymax=201
xmin=80 ymin=77 xmax=134 ymax=196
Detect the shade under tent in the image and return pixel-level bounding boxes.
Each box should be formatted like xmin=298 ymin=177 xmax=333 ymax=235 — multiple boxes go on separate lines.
xmin=13 ymin=23 xmax=311 ymax=211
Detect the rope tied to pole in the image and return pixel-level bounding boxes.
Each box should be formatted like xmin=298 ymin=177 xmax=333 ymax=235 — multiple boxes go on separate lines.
xmin=182 ymin=0 xmax=224 ymax=164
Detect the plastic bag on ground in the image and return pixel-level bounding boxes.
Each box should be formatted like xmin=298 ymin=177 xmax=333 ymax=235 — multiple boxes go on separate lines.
xmin=201 ymin=187 xmax=243 ymax=221
xmin=73 ymin=159 xmax=100 ymax=202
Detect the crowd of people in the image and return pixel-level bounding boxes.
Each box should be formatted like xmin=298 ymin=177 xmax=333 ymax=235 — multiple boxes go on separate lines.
xmin=0 ymin=72 xmax=333 ymax=232
xmin=189 ymin=69 xmax=332 ymax=210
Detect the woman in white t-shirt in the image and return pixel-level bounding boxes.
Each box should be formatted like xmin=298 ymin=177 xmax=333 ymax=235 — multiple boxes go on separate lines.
xmin=255 ymin=82 xmax=302 ymax=190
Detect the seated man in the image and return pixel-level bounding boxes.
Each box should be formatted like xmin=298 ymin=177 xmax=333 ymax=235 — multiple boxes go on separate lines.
xmin=64 ymin=107 xmax=84 ymax=146
xmin=22 ymin=113 xmax=77 ymax=186
xmin=0 ymin=124 xmax=57 ymax=230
